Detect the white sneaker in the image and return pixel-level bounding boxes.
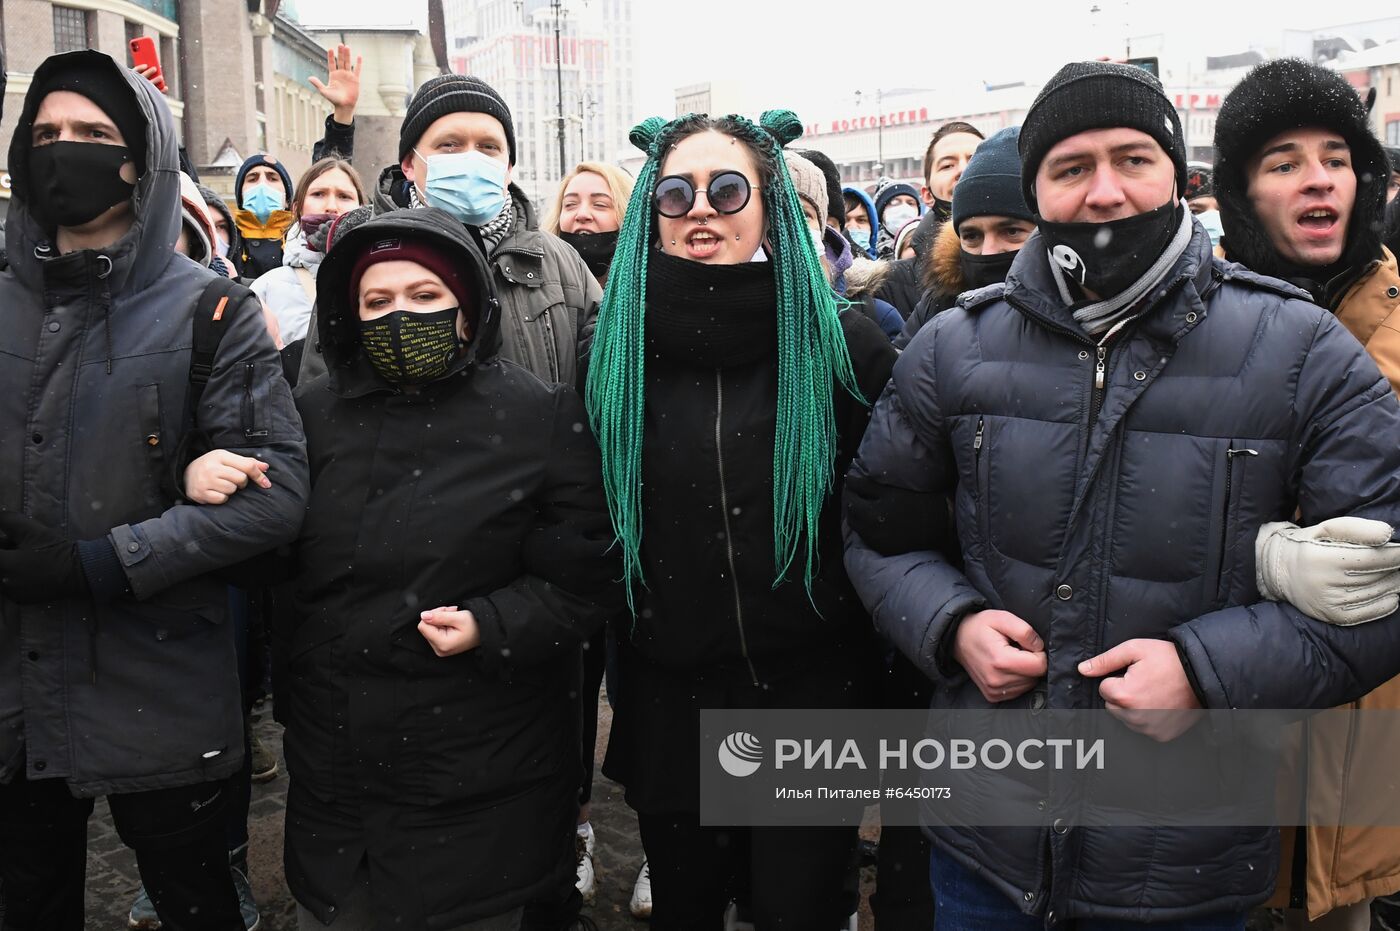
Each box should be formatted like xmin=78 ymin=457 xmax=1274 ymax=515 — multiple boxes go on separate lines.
xmin=846 ymin=910 xmax=858 ymax=931
xmin=629 ymin=858 xmax=653 ymax=918
xmin=723 ymin=901 xmax=755 ymax=931
xmin=575 ymin=822 xmax=597 ymax=904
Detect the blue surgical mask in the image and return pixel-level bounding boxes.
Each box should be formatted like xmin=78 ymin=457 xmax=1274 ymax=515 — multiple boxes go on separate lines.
xmin=1196 ymin=209 xmax=1224 ymax=247
xmin=241 ymin=182 xmax=285 ymax=224
xmin=415 ymin=148 xmax=508 ymax=227
xmin=848 ymin=228 xmax=871 ymax=251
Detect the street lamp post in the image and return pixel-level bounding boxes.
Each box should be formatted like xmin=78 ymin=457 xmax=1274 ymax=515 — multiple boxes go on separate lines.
xmin=551 ymin=0 xmax=567 ymax=178
xmin=856 ymin=88 xmax=885 ymax=177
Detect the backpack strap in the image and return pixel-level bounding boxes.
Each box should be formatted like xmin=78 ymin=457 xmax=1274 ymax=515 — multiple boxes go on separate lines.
xmin=166 ymin=276 xmax=251 ymax=500
xmin=189 ymin=276 xmax=248 ymax=418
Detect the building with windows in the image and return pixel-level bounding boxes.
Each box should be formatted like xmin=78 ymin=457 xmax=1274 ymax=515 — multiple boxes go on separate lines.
xmin=442 ymin=0 xmax=637 ymax=211
xmin=0 ymin=0 xmax=343 ymax=212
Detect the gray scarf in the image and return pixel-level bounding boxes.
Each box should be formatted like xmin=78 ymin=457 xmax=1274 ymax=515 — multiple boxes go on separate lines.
xmin=409 ymin=187 xmax=516 ymax=253
xmin=1050 ymin=201 xmax=1195 ymax=339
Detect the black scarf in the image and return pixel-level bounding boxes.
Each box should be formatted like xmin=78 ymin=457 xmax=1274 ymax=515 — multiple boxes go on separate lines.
xmin=645 ymin=250 xmax=777 ymax=367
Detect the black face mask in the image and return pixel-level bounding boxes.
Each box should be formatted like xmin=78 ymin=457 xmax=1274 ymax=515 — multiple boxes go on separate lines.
xmin=27 ymin=142 xmax=136 ymax=229
xmin=1037 ymin=200 xmax=1182 ymax=298
xmin=960 ymin=249 xmax=1018 ymax=290
xmin=359 ymin=307 xmax=461 ymax=384
xmin=932 ymin=197 xmax=953 ymax=224
xmin=559 ymin=229 xmax=619 ymax=280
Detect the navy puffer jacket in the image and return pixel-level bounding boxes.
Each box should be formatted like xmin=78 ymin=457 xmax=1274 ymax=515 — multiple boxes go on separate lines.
xmin=844 ymin=223 xmax=1400 ymax=923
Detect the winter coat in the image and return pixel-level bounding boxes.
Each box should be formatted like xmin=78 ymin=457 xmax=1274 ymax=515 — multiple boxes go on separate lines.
xmin=844 ymin=223 xmax=1400 ymax=923
xmin=1265 ymin=246 xmax=1400 ymax=918
xmin=251 ymin=225 xmax=321 ymax=344
xmin=369 ymin=168 xmax=601 ymax=387
xmin=875 ymin=256 xmax=925 ymax=319
xmin=234 ymin=208 xmax=295 ymax=280
xmin=600 ymin=258 xmax=896 ymax=812
xmin=895 ymin=222 xmax=970 ymax=349
xmin=283 ymin=207 xmax=621 ymax=925
xmin=0 ymin=51 xmax=309 ymax=797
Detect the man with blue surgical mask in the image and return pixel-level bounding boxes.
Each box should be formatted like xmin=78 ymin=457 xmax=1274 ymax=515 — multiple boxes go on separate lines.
xmin=233 ymin=153 xmax=297 ymax=279
xmin=380 ymin=73 xmax=600 ymax=387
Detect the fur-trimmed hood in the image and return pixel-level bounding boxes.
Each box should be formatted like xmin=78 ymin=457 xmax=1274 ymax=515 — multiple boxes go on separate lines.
xmin=923 ymin=221 xmax=965 ymax=297
xmin=844 ymin=256 xmax=890 ymax=299
xmin=1215 ymin=57 xmax=1387 ymax=288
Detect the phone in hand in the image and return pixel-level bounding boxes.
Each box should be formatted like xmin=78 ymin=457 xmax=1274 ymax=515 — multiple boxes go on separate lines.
xmin=129 ymin=36 xmax=167 ymax=92
xmin=1125 ymin=56 xmax=1160 ymax=78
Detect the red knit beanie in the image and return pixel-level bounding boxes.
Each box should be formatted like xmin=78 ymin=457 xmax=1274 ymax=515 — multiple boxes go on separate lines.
xmin=348 ymin=235 xmax=475 ymax=314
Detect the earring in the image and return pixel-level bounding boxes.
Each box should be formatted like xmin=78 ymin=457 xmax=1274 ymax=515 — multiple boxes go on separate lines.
xmin=670 ymin=239 xmax=677 ymax=245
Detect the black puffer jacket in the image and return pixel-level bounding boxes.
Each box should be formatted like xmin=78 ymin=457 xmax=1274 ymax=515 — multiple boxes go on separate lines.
xmin=282 ymin=207 xmax=621 ymax=925
xmin=845 ymin=224 xmax=1400 ymax=922
xmin=601 ymin=254 xmax=896 ymax=812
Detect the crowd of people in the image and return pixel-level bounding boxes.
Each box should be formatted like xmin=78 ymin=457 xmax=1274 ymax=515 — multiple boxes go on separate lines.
xmin=4 ymin=35 xmax=1400 ymax=931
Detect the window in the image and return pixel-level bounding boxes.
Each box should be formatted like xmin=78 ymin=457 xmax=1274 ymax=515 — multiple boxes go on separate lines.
xmin=52 ymin=7 xmax=89 ymax=54
xmin=1388 ymin=121 xmax=1400 ymax=146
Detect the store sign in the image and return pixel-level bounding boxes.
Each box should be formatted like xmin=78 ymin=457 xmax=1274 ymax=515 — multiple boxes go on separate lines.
xmin=804 ymin=108 xmax=933 ymax=137
xmin=1172 ymin=93 xmax=1222 ymax=110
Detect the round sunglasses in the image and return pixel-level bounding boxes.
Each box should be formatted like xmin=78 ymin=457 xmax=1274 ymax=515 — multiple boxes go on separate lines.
xmin=653 ymin=171 xmax=758 ymax=218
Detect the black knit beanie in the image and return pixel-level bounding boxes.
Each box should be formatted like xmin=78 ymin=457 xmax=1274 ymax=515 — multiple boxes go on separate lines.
xmin=1214 ymin=58 xmax=1386 ymax=282
xmin=797 ymin=148 xmax=846 ymax=226
xmin=953 ymin=126 xmax=1031 ymax=230
xmin=1019 ymin=61 xmax=1186 ymax=210
xmin=32 ymin=59 xmax=148 ymax=177
xmin=399 ymin=74 xmax=516 ymax=165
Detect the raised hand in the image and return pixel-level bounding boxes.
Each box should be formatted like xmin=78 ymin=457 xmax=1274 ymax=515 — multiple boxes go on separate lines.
xmin=309 ymin=44 xmax=361 ymax=125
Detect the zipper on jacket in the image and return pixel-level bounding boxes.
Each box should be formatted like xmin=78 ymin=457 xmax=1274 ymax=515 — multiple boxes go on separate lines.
xmin=715 ymin=369 xmax=761 ymax=687
xmin=1214 ymin=446 xmax=1259 ymax=597
xmin=973 ymin=417 xmax=985 ymax=490
xmin=1086 ymin=317 xmax=1133 ymax=436
xmin=242 ymin=363 xmax=269 ymax=440
xmin=541 ymin=308 xmax=559 ymax=382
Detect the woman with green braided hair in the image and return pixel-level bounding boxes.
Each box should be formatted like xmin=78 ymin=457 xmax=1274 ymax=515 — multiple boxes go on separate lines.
xmin=587 ymin=110 xmax=897 ymax=928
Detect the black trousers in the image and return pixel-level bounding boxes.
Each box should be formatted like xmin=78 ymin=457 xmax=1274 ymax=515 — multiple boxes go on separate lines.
xmin=579 ymin=628 xmax=607 ymax=807
xmin=0 ymin=771 xmax=241 ymax=931
xmin=637 ymin=811 xmax=857 ymax=931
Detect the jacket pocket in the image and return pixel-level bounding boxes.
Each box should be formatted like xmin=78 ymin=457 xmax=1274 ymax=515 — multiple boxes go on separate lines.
xmin=1205 ymin=441 xmax=1258 ymax=607
xmin=240 ymin=361 xmax=270 ymax=441
xmin=136 ymin=383 xmax=170 ymax=509
xmin=973 ymin=417 xmax=991 ymax=556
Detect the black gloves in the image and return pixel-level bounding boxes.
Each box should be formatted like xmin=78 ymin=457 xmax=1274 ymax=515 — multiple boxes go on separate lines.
xmin=0 ymin=511 xmax=128 ymax=604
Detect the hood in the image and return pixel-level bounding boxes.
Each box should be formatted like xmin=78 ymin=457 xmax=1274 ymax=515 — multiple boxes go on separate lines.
xmin=281 ymin=224 xmax=323 ymax=271
xmin=843 ymin=185 xmax=880 ymax=259
xmin=844 ymin=256 xmax=890 ymax=300
xmin=198 ymin=184 xmax=239 ymax=257
xmin=235 ymin=153 xmax=295 ymax=206
xmin=375 ymin=163 xmax=413 ymax=214
xmin=823 ymin=225 xmax=854 ymax=291
xmin=314 ymin=207 xmax=502 ymax=398
xmin=6 ymin=50 xmax=183 ymax=294
xmin=178 ymin=172 xmax=217 ymax=267
xmin=925 ymin=220 xmax=966 ymax=296
xmin=1215 ymin=57 xmax=1387 ymax=287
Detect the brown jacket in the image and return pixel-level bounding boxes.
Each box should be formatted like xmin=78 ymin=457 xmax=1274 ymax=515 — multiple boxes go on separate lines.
xmin=1269 ymin=248 xmax=1400 ymax=918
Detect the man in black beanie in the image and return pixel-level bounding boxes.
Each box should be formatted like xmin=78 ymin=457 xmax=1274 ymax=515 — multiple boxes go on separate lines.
xmin=845 ymin=58 xmax=1400 ymax=929
xmin=374 ymin=72 xmax=599 ymax=388
xmin=1213 ymin=56 xmax=1400 ymax=931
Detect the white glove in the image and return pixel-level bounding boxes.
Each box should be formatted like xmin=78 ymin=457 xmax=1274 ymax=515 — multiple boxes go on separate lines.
xmin=1255 ymin=518 xmax=1400 ymax=626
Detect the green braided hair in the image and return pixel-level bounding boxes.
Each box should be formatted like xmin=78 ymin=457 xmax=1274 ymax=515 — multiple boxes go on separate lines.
xmin=584 ymin=109 xmax=864 ymax=611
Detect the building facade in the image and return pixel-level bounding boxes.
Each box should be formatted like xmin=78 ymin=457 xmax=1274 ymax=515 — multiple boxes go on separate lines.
xmin=443 ymin=0 xmax=636 ymax=211
xmin=0 ymin=0 xmax=340 ymax=213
